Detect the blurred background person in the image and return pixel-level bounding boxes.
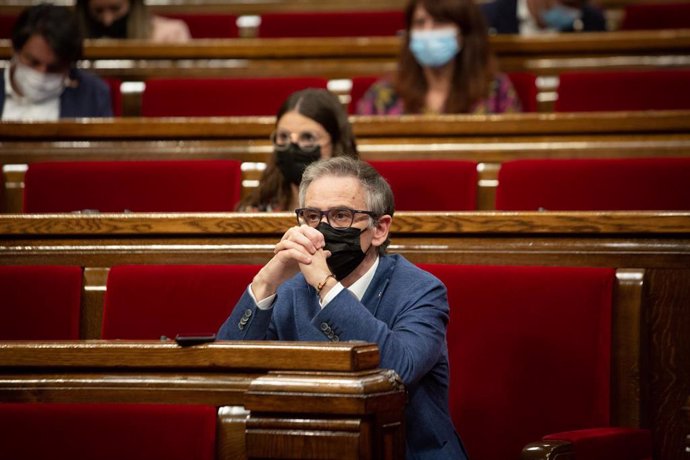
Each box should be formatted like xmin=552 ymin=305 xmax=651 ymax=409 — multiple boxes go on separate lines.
xmin=238 ymin=88 xmax=359 ymax=212
xmin=75 ymin=0 xmax=191 ymax=42
xmin=482 ymin=0 xmax=607 ymax=34
xmin=356 ymin=0 xmax=522 ymax=115
xmin=1 ymin=3 xmax=112 ymax=120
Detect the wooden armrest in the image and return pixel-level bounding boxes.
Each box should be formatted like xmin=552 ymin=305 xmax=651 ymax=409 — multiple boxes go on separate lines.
xmin=521 ymin=440 xmax=575 ymax=460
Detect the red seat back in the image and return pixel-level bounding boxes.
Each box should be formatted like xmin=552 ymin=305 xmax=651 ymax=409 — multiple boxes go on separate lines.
xmin=141 ymin=77 xmax=329 ymax=117
xmin=621 ymin=2 xmax=690 ymax=30
xmin=495 ymin=157 xmax=690 ymax=210
xmin=369 ymin=160 xmax=477 ymax=210
xmin=160 ymin=13 xmax=238 ymax=38
xmin=0 ymin=403 xmax=216 ymax=460
xmin=257 ymin=10 xmax=404 ymax=38
xmin=0 ymin=14 xmax=17 ymax=39
xmin=349 ymin=75 xmax=379 ymax=114
xmin=23 ymin=160 xmax=242 ymax=213
xmin=419 ymin=264 xmax=615 ymax=460
xmin=102 ymin=264 xmax=261 ymax=339
xmin=555 ymin=69 xmax=690 ymax=112
xmin=507 ymin=72 xmax=538 ymax=112
xmin=0 ymin=265 xmax=82 ymax=339
xmin=103 ymin=78 xmax=122 ymax=116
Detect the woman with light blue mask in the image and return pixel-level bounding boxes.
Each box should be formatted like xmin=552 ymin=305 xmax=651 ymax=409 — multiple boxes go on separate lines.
xmin=356 ymin=0 xmax=522 ymax=115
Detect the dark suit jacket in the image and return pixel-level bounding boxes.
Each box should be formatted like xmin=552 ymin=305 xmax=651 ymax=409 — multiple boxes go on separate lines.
xmin=218 ymin=254 xmax=469 ymax=460
xmin=481 ymin=0 xmax=607 ymax=34
xmin=0 ymin=68 xmax=112 ymax=118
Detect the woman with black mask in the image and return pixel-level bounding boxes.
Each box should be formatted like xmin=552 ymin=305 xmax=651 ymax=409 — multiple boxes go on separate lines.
xmin=75 ymin=0 xmax=190 ymax=42
xmin=237 ymin=88 xmax=359 ymax=212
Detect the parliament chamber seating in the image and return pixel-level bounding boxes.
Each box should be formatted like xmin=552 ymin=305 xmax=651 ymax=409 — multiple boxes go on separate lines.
xmin=620 ymin=2 xmax=690 ymax=30
xmin=161 ymin=13 xmax=238 ymax=38
xmin=0 ymin=403 xmax=217 ymax=460
xmin=102 ymin=264 xmax=261 ymax=339
xmin=421 ymin=263 xmax=651 ymax=460
xmin=140 ymin=77 xmax=329 ymax=117
xmin=0 ymin=265 xmax=82 ymax=340
xmin=256 ymin=10 xmax=405 ymax=38
xmin=554 ymin=69 xmax=690 ymax=112
xmin=23 ymin=160 xmax=242 ymax=213
xmin=369 ymin=160 xmax=478 ymax=211
xmin=104 ymin=78 xmax=122 ymax=116
xmin=495 ymin=157 xmax=690 ymax=211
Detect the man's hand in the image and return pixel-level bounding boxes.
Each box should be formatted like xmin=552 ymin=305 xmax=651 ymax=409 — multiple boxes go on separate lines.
xmin=250 ymin=225 xmax=329 ymax=300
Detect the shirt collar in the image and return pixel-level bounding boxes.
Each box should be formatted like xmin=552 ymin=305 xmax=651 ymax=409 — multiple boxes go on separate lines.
xmin=347 ymin=255 xmax=380 ymax=301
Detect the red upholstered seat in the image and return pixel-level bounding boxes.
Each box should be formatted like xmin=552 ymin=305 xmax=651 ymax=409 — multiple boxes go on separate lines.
xmin=495 ymin=157 xmax=690 ymax=211
xmin=555 ymin=69 xmax=690 ymax=112
xmin=349 ymin=75 xmax=379 ymax=114
xmin=0 ymin=14 xmax=16 ymax=39
xmin=103 ymin=78 xmax=122 ymax=116
xmin=369 ymin=160 xmax=477 ymax=210
xmin=621 ymin=2 xmax=690 ymax=30
xmin=0 ymin=265 xmax=82 ymax=340
xmin=419 ymin=264 xmax=651 ymax=460
xmin=102 ymin=264 xmax=261 ymax=339
xmin=141 ymin=77 xmax=329 ymax=117
xmin=160 ymin=13 xmax=238 ymax=38
xmin=257 ymin=10 xmax=405 ymax=38
xmin=0 ymin=403 xmax=216 ymax=460
xmin=23 ymin=160 xmax=242 ymax=213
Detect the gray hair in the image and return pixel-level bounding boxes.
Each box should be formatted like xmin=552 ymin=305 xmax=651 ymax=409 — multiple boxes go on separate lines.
xmin=299 ymin=157 xmax=395 ymax=254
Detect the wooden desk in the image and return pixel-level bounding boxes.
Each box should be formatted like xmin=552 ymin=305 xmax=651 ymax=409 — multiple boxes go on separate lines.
xmin=0 ymin=340 xmax=405 ymax=459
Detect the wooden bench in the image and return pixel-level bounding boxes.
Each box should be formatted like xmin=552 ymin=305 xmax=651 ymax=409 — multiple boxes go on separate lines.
xmin=2 ymin=111 xmax=689 ymax=212
xmin=0 ymin=210 xmax=688 ymax=460
xmin=0 ymin=340 xmax=405 ymax=459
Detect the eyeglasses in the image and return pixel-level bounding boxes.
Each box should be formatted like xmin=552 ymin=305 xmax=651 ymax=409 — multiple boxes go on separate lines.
xmin=271 ymin=129 xmax=327 ymax=153
xmin=295 ymin=207 xmax=378 ymax=229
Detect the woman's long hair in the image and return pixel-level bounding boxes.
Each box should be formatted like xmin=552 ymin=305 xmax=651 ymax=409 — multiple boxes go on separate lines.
xmin=238 ymin=88 xmax=359 ymax=211
xmin=75 ymin=0 xmax=151 ymax=39
xmin=396 ymin=0 xmax=494 ymax=113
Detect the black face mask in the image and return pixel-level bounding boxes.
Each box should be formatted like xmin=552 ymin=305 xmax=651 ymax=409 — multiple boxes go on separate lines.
xmin=87 ymin=13 xmax=129 ymax=39
xmin=317 ymin=222 xmax=367 ymax=281
xmin=274 ymin=144 xmax=321 ymax=186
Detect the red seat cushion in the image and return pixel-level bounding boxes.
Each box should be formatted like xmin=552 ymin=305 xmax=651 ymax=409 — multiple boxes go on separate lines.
xmin=0 ymin=403 xmax=216 ymax=460
xmin=102 ymin=264 xmax=261 ymax=339
xmin=258 ymin=10 xmax=404 ymax=38
xmin=161 ymin=13 xmax=238 ymax=38
xmin=369 ymin=160 xmax=477 ymax=210
xmin=621 ymin=2 xmax=690 ymax=30
xmin=419 ymin=264 xmax=615 ymax=460
xmin=141 ymin=77 xmax=329 ymax=117
xmin=555 ymin=69 xmax=690 ymax=112
xmin=495 ymin=157 xmax=690 ymax=211
xmin=0 ymin=265 xmax=82 ymax=340
xmin=23 ymin=160 xmax=242 ymax=213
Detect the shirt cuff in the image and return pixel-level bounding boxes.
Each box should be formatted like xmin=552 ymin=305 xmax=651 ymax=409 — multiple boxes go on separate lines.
xmin=247 ymin=284 xmax=276 ymax=310
xmin=319 ymin=282 xmax=344 ymax=309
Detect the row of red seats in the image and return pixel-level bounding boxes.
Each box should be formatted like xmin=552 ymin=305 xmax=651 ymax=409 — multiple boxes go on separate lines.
xmin=12 ymin=157 xmax=690 ymax=213
xmin=0 ymin=263 xmax=650 ymax=460
xmin=114 ymin=69 xmax=690 ymax=117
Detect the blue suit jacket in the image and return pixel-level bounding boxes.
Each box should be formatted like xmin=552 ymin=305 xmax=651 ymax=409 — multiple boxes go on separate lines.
xmin=0 ymin=68 xmax=112 ymax=118
xmin=481 ymin=0 xmax=606 ymax=34
xmin=218 ymin=254 xmax=468 ymax=460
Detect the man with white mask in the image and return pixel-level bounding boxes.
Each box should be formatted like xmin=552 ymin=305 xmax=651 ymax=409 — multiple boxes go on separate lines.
xmin=1 ymin=3 xmax=112 ymax=121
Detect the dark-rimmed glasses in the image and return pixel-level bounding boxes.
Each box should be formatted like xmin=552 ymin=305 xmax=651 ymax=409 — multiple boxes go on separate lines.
xmin=270 ymin=130 xmax=326 ymax=153
xmin=296 ymin=207 xmax=378 ymax=229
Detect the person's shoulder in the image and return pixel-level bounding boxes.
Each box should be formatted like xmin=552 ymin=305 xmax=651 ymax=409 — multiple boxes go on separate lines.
xmin=151 ymin=15 xmax=192 ymax=42
xmin=69 ymin=69 xmax=109 ymax=94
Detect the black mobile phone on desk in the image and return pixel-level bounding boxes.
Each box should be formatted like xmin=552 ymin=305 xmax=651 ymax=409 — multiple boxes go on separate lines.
xmin=174 ymin=333 xmax=217 ymax=347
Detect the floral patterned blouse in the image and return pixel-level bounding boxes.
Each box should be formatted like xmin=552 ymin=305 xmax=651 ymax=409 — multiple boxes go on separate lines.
xmin=356 ymin=73 xmax=522 ymax=115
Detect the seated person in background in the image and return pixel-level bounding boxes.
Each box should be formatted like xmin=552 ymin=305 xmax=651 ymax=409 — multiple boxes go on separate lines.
xmin=238 ymin=88 xmax=359 ymax=212
xmin=218 ymin=157 xmax=469 ymax=460
xmin=1 ymin=3 xmax=112 ymax=120
xmin=356 ymin=0 xmax=522 ymax=115
xmin=75 ymin=0 xmax=191 ymax=42
xmin=482 ymin=0 xmax=606 ymax=34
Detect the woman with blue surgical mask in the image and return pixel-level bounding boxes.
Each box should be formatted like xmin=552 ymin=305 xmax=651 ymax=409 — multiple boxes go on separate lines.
xmin=357 ymin=0 xmax=522 ymax=115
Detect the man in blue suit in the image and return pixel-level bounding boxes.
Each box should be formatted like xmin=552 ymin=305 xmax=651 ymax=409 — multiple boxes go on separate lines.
xmin=218 ymin=157 xmax=468 ymax=459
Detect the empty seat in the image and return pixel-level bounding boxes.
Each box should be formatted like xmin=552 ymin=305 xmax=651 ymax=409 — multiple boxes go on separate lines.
xmin=0 ymin=265 xmax=82 ymax=340
xmin=257 ymin=10 xmax=404 ymax=38
xmin=141 ymin=77 xmax=329 ymax=117
xmin=495 ymin=157 xmax=690 ymax=210
xmin=102 ymin=264 xmax=261 ymax=339
xmin=555 ymin=69 xmax=690 ymax=112
xmin=621 ymin=2 xmax=690 ymax=30
xmin=0 ymin=403 xmax=216 ymax=460
xmin=369 ymin=160 xmax=477 ymax=210
xmin=23 ymin=160 xmax=242 ymax=213
xmin=419 ymin=264 xmax=651 ymax=460
xmin=160 ymin=13 xmax=238 ymax=38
